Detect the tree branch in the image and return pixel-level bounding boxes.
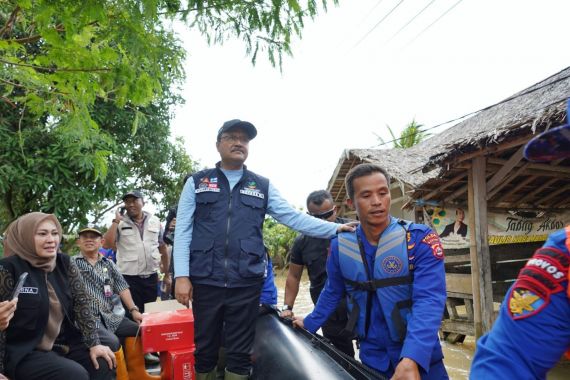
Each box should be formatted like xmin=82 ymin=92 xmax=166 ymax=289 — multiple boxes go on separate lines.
xmin=0 ymin=6 xmax=20 ymax=38
xmin=0 ymin=58 xmax=110 ymax=73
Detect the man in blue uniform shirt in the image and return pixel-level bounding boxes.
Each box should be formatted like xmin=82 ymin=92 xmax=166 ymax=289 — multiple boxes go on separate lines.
xmin=293 ymin=163 xmax=448 ymax=379
xmin=173 ymin=119 xmax=356 ymax=380
xmin=470 ymin=123 xmax=570 ymax=379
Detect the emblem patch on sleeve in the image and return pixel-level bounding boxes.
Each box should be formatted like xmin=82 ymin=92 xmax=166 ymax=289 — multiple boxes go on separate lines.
xmin=509 ymin=288 xmax=545 ymax=319
xmin=422 ymin=233 xmax=445 ymax=259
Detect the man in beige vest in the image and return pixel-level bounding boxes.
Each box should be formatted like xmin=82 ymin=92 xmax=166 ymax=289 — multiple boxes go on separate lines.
xmin=103 ymin=190 xmax=170 ymax=313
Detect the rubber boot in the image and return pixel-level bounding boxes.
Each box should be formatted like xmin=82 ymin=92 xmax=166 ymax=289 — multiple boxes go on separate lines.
xmin=115 ymin=346 xmax=129 ymax=380
xmin=123 ymin=337 xmax=161 ymax=380
xmin=196 ymin=369 xmax=217 ymax=380
xmin=224 ymin=369 xmax=249 ymax=380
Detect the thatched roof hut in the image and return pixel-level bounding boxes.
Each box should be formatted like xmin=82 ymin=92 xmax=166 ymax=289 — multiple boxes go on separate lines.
xmin=328 ymin=66 xmax=570 ymax=212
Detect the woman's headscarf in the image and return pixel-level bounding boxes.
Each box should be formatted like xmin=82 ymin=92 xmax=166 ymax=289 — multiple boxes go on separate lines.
xmin=3 ymin=212 xmax=62 ymax=272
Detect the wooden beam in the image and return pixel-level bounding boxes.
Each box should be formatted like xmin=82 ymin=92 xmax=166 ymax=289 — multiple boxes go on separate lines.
xmin=470 ymin=156 xmax=494 ymax=336
xmin=536 ymin=184 xmax=570 ymax=205
xmin=423 ymin=172 xmax=467 ymax=201
xmin=445 ymin=185 xmax=468 ymax=203
xmin=486 ymin=145 xmax=525 ymax=193
xmin=444 ymin=135 xmax=529 ymax=168
xmin=486 ymin=162 xmax=531 ymax=201
xmin=487 ymin=157 xmax=570 ymax=175
xmin=515 ymin=178 xmax=559 ymax=205
xmin=491 ymin=175 xmax=536 ymax=206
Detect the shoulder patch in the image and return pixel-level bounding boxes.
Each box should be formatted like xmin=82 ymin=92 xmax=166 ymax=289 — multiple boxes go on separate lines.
xmin=508 ymin=288 xmax=546 ymax=319
xmin=508 ymin=247 xmax=568 ymax=320
xmin=422 ymin=232 xmax=445 ymax=260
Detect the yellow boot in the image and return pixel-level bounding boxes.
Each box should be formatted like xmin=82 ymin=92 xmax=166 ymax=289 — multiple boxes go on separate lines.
xmin=123 ymin=337 xmax=161 ymax=380
xmin=115 ymin=346 xmax=129 ymax=380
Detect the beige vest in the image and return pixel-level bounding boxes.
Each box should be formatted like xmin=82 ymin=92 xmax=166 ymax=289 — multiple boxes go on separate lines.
xmin=116 ymin=212 xmax=161 ymax=275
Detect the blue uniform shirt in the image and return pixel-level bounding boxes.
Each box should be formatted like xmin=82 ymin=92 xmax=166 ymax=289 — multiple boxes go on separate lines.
xmin=470 ymin=228 xmax=570 ymax=379
xmin=303 ymin=222 xmax=447 ymax=376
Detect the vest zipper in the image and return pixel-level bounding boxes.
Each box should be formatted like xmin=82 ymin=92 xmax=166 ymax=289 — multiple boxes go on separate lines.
xmin=224 ymin=192 xmax=233 ymax=287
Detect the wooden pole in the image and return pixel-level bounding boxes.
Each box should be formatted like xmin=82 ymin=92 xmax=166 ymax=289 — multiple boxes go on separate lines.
xmin=471 ymin=156 xmax=495 ymax=334
xmin=468 ymin=168 xmax=483 ymax=338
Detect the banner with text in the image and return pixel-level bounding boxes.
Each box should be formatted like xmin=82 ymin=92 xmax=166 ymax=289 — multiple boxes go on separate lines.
xmin=423 ymin=207 xmax=569 ymax=250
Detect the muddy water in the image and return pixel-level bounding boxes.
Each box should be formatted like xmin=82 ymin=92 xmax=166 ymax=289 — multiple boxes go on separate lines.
xmin=273 ymin=273 xmax=570 ymax=379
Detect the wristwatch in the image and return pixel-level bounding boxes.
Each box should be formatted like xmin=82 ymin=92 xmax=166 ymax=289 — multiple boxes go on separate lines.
xmin=129 ymin=306 xmax=140 ymax=313
xmin=280 ymin=305 xmax=293 ymax=312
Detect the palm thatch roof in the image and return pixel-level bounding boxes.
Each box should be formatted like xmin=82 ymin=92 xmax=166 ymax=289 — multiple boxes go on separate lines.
xmin=328 ymin=66 xmax=570 ymax=211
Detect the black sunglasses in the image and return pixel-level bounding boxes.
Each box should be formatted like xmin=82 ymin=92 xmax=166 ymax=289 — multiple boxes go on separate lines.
xmin=308 ymin=207 xmax=335 ymax=220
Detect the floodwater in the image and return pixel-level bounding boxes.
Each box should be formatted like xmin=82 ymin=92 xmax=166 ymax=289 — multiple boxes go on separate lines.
xmin=273 ymin=272 xmax=570 ymax=380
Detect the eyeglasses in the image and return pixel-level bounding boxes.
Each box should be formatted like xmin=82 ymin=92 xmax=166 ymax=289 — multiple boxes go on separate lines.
xmin=308 ymin=207 xmax=336 ymax=220
xmin=220 ymin=134 xmax=250 ymax=144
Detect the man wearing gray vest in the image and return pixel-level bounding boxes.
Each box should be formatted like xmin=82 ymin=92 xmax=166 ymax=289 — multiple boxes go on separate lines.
xmin=103 ymin=190 xmax=170 ymax=313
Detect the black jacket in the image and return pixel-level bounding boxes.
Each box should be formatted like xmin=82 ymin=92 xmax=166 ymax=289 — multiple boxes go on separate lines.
xmin=0 ymin=254 xmax=100 ymax=378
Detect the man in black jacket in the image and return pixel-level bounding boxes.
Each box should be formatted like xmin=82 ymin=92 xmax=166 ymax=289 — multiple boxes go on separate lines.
xmin=282 ymin=190 xmax=355 ymax=357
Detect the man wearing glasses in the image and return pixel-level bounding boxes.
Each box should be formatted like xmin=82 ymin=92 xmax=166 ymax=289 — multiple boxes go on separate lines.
xmin=173 ymin=120 xmax=356 ymax=380
xmin=281 ymin=190 xmax=355 ymax=357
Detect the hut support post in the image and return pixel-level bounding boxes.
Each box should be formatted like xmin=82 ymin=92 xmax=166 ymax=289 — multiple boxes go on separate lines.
xmin=468 ymin=156 xmax=494 ymax=336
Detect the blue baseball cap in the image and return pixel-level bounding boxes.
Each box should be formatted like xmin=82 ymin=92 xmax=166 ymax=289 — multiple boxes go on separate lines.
xmin=524 ymin=124 xmax=570 ymax=162
xmin=217 ymin=119 xmax=257 ymax=141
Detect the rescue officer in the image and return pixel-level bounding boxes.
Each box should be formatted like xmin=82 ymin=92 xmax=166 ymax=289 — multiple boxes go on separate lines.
xmin=173 ymin=119 xmax=356 ymax=380
xmin=470 ymin=123 xmax=570 ymax=379
xmin=293 ymin=163 xmax=448 ymax=379
xmin=103 ymin=190 xmax=169 ymax=313
xmin=282 ymin=190 xmax=355 ymax=357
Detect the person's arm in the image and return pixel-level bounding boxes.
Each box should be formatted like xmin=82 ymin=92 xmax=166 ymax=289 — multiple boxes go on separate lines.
xmin=266 ymin=183 xmax=340 ymax=238
xmin=67 ymin=259 xmax=101 ymax=347
xmin=284 ymin=264 xmax=303 ymax=310
xmin=103 ymin=209 xmax=122 ymax=250
xmin=119 ymin=288 xmax=143 ymax=323
xmin=0 ymin=266 xmax=14 ymax=375
xmin=293 ymin=238 xmax=344 ymax=332
xmin=173 ymin=179 xmax=196 ymax=306
xmin=108 ymin=262 xmax=142 ymax=323
xmin=398 ymin=228 xmax=446 ymax=374
xmin=282 ymin=236 xmax=305 ymax=315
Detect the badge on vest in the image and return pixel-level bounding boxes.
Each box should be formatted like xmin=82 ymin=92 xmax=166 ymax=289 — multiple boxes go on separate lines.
xmin=196 ymin=176 xmax=221 ymax=193
xmin=239 ymin=180 xmax=265 ymax=199
xmin=382 ymin=255 xmax=404 ymax=275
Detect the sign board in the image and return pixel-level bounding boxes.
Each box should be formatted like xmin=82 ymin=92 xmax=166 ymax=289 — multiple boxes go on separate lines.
xmin=423 ymin=207 xmax=569 ymax=249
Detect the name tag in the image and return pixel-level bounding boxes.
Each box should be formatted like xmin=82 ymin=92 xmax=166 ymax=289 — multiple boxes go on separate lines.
xmin=20 ymin=287 xmax=39 ymax=295
xmin=195 ymin=187 xmax=221 ymax=193
xmin=240 ymin=189 xmax=265 ymax=199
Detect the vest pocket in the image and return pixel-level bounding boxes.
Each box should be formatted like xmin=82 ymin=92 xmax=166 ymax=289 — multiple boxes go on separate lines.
xmin=195 ymin=192 xmax=219 ymax=220
xmin=239 ymin=194 xmax=265 ymax=223
xmin=189 ymin=241 xmax=214 ymax=278
xmin=238 ymin=239 xmax=266 ymax=279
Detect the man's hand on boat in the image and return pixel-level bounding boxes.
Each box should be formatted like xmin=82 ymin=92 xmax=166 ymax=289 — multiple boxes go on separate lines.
xmin=391 ymin=357 xmax=420 ymax=380
xmin=175 ymin=276 xmax=193 ymax=307
xmin=291 ymin=316 xmax=304 ymax=329
xmin=280 ymin=309 xmax=294 ymax=318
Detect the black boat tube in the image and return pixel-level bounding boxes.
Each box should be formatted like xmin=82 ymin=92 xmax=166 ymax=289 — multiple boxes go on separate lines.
xmin=251 ymin=309 xmax=387 ymax=380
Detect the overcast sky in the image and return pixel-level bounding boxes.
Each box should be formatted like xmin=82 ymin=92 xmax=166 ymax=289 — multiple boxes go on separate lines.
xmin=169 ymin=0 xmax=570 ymax=208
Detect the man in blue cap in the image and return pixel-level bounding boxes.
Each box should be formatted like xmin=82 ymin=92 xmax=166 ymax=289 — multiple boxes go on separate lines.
xmin=173 ymin=120 xmax=356 ymax=380
xmin=470 ymin=123 xmax=570 ymax=379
